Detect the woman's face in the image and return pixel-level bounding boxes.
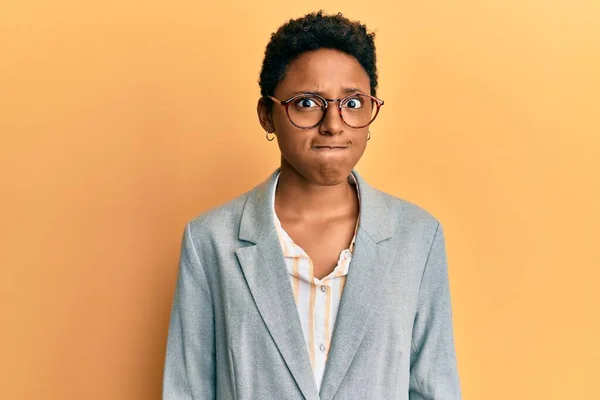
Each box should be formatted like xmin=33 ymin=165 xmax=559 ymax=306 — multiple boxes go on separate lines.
xmin=258 ymin=48 xmax=372 ymax=186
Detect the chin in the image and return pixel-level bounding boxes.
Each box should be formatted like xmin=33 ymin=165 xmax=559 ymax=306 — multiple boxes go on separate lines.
xmin=314 ymin=165 xmax=352 ymax=186
xmin=282 ymin=155 xmax=355 ymax=186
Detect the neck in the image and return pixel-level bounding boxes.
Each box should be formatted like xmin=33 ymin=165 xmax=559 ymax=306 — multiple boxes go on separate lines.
xmin=275 ymin=161 xmax=358 ymax=221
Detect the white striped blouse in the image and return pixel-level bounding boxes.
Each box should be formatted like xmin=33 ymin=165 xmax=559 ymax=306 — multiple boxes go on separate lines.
xmin=271 ymin=173 xmax=359 ymax=390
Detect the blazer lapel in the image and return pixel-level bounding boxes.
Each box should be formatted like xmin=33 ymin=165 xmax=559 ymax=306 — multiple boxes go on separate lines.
xmin=318 ymin=171 xmax=396 ymax=400
xmin=235 ymin=170 xmax=319 ymax=400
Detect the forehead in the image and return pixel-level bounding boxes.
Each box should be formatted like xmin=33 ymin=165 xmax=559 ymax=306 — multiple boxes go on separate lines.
xmin=275 ymin=48 xmax=371 ymax=96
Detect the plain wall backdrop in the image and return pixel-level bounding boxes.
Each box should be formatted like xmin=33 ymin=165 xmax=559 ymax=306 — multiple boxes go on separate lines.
xmin=1 ymin=1 xmax=599 ymax=399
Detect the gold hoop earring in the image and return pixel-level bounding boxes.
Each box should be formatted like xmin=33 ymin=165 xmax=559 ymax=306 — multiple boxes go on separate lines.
xmin=266 ymin=130 xmax=275 ymax=141
xmin=367 ymin=130 xmax=371 ymax=141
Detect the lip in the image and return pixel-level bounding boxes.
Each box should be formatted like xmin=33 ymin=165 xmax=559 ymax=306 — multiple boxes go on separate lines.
xmin=311 ymin=145 xmax=350 ymax=151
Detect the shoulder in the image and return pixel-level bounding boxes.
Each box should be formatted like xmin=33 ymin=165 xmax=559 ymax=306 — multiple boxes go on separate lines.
xmin=385 ymin=190 xmax=438 ymax=223
xmin=181 ymin=170 xmax=278 ymax=249
xmin=373 ymin=187 xmax=442 ymax=235
xmin=354 ymin=170 xmax=441 ymax=232
xmin=185 ymin=189 xmax=251 ymax=241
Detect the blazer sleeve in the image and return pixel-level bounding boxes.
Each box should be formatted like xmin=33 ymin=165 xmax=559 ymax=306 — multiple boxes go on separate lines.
xmin=163 ymin=222 xmax=216 ymax=400
xmin=409 ymin=223 xmax=462 ymax=399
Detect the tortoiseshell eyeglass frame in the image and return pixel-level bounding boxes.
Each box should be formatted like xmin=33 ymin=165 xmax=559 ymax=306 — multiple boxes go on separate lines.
xmin=267 ymin=92 xmax=384 ymax=129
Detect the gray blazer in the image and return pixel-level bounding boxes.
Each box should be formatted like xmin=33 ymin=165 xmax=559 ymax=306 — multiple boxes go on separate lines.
xmin=163 ymin=170 xmax=461 ymax=400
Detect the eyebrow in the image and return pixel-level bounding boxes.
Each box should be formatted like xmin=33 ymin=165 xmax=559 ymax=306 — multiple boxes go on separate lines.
xmin=291 ymin=87 xmax=365 ymax=96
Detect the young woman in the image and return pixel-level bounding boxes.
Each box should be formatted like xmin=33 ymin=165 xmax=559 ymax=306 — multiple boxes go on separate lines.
xmin=163 ymin=11 xmax=461 ymax=400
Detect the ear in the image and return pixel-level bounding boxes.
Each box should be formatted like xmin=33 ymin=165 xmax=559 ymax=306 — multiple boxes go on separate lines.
xmin=257 ymin=97 xmax=274 ymax=132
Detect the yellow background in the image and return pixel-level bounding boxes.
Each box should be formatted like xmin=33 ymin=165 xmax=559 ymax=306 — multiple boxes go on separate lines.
xmin=1 ymin=1 xmax=599 ymax=399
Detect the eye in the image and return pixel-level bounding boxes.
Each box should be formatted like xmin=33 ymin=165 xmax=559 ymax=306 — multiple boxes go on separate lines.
xmin=342 ymin=96 xmax=363 ymax=109
xmin=294 ymin=96 xmax=321 ymax=109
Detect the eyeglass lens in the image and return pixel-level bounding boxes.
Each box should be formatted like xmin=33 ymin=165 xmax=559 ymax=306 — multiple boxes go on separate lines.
xmin=287 ymin=94 xmax=378 ymax=128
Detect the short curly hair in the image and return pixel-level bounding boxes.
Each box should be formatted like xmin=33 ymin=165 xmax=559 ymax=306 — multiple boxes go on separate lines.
xmin=259 ymin=11 xmax=378 ymax=105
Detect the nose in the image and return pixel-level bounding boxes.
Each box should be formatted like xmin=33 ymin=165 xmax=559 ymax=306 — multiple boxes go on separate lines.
xmin=319 ymin=101 xmax=344 ymax=136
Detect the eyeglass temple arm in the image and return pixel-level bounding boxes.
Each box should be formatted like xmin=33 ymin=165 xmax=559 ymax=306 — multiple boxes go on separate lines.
xmin=267 ymin=96 xmax=285 ymax=105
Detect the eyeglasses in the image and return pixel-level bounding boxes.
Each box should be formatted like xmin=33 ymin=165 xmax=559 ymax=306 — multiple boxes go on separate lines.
xmin=268 ymin=92 xmax=384 ymax=129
